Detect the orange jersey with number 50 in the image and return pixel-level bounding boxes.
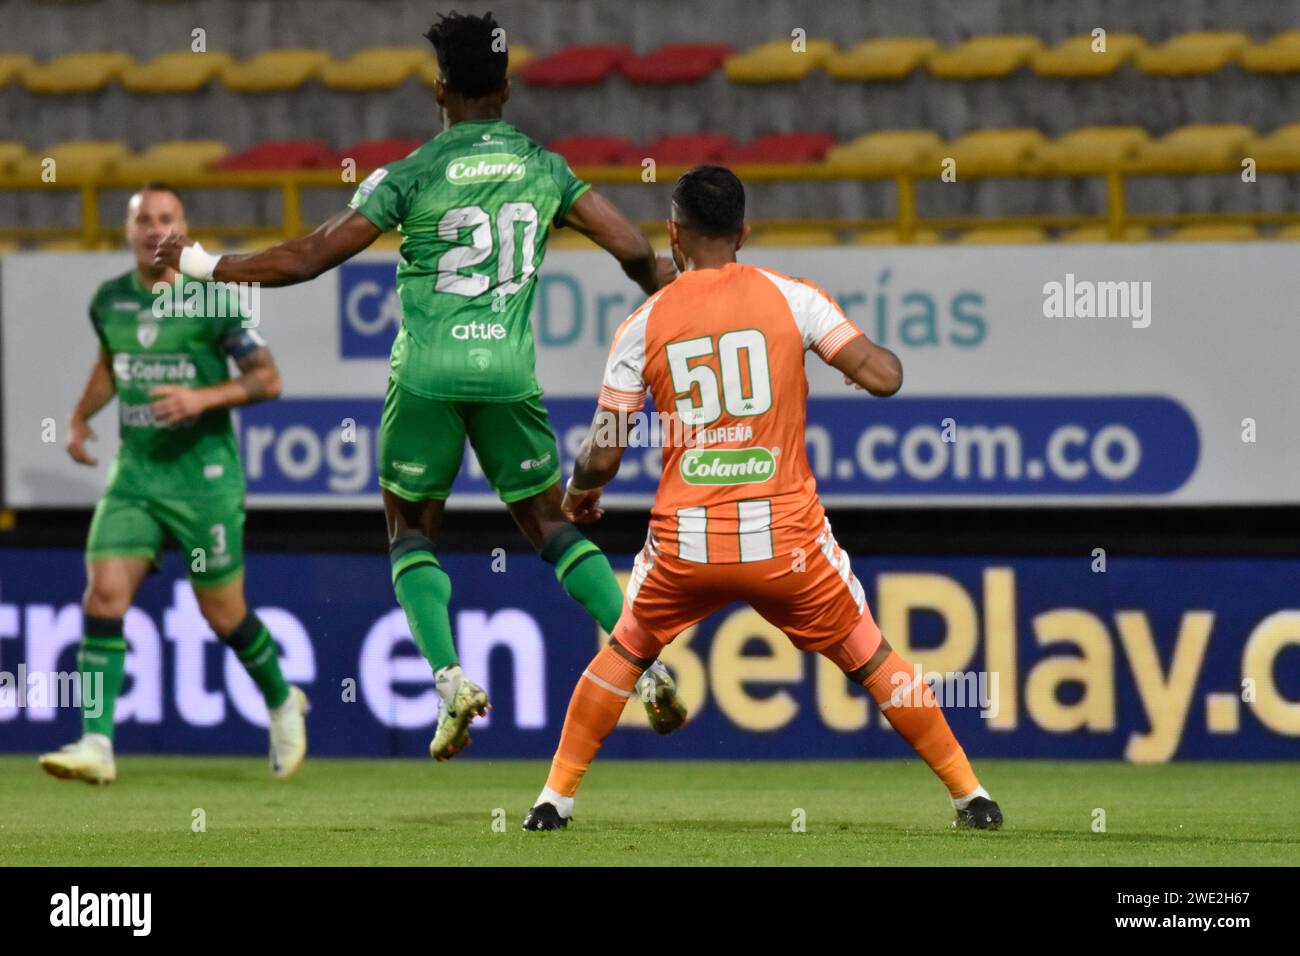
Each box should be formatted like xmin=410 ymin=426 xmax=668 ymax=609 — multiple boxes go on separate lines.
xmin=599 ymin=262 xmax=863 ymax=563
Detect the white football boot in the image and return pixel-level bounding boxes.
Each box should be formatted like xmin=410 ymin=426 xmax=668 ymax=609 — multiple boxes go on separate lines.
xmin=268 ymin=686 xmax=308 ymax=779
xmin=39 ymin=734 xmax=117 ymax=786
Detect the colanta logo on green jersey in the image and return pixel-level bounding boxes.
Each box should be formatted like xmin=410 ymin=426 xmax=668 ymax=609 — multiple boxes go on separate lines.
xmin=445 ymin=153 xmax=526 ymax=185
xmin=679 ymin=447 xmax=777 ymax=485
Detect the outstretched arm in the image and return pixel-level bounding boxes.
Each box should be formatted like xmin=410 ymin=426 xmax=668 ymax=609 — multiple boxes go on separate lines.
xmin=563 ymin=190 xmax=675 ymax=297
xmin=155 ymin=209 xmax=383 ymax=287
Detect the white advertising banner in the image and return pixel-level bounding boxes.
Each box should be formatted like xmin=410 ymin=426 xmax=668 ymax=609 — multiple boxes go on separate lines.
xmin=2 ymin=244 xmax=1294 ymax=507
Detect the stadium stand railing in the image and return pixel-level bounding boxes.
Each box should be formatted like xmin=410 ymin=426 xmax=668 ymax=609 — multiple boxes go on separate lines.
xmin=4 ymin=122 xmax=1300 ymax=247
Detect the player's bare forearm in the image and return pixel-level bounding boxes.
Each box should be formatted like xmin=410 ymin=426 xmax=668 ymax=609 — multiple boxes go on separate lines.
xmin=71 ymin=352 xmax=116 ymax=422
xmin=207 ymin=348 xmax=282 ymax=409
xmin=574 ymin=410 xmax=628 ymax=489
xmin=150 ymin=348 xmax=281 ymax=424
xmin=215 ymin=211 xmax=382 ymax=285
xmin=831 ymin=335 xmax=904 ymax=397
xmin=158 ymin=210 xmax=382 ymax=286
xmin=563 ymin=189 xmax=662 ymax=297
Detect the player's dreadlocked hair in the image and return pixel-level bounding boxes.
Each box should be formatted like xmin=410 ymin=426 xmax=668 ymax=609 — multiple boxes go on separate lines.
xmin=424 ymin=11 xmax=508 ymax=98
xmin=672 ymin=165 xmax=746 ymax=238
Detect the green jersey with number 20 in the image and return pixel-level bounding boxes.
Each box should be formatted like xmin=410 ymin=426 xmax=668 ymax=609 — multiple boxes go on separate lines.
xmin=348 ymin=119 xmax=590 ymax=402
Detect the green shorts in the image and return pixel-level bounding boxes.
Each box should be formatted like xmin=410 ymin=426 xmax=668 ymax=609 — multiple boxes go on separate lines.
xmin=86 ymin=490 xmax=245 ymax=587
xmin=378 ymin=380 xmax=563 ymax=503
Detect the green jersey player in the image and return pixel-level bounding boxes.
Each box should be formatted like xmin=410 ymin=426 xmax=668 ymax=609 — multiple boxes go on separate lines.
xmin=41 ymin=183 xmax=307 ymax=785
xmin=157 ymin=12 xmax=685 ymax=760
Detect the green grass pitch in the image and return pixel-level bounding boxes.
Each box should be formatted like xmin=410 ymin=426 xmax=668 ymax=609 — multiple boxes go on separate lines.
xmin=1 ymin=757 xmax=1294 ymax=866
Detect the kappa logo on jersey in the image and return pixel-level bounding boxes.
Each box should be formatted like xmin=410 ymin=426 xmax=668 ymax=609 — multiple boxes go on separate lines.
xmin=680 ymin=447 xmax=777 ymax=485
xmin=445 ymin=153 xmax=526 ymax=185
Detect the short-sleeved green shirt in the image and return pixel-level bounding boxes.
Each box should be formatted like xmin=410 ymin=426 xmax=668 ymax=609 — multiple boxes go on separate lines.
xmin=89 ymin=271 xmax=260 ymax=498
xmin=348 ymin=119 xmax=590 ymax=402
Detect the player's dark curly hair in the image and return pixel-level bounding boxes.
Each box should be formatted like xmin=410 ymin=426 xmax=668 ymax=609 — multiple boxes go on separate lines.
xmin=423 ymin=11 xmax=508 ymax=98
xmin=672 ymin=165 xmax=746 ymax=238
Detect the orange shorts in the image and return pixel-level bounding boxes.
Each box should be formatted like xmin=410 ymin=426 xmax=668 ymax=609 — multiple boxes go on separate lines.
xmin=613 ymin=518 xmax=883 ymax=672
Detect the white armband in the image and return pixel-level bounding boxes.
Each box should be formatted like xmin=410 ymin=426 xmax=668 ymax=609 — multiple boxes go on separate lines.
xmin=179 ymin=242 xmax=222 ymax=281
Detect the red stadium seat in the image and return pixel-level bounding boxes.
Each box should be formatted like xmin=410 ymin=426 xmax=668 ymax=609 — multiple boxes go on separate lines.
xmin=728 ymin=132 xmax=838 ymax=163
xmin=521 ymin=44 xmax=634 ymax=86
xmin=333 ymin=138 xmax=424 ymax=169
xmin=644 ymin=133 xmax=738 ymax=165
xmin=621 ymin=43 xmax=733 ymax=84
xmin=549 ymin=135 xmax=640 ymax=165
xmin=216 ymin=140 xmax=333 ymax=170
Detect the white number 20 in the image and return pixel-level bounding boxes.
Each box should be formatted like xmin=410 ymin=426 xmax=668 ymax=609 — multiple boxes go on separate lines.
xmin=435 ymin=203 xmax=539 ymax=297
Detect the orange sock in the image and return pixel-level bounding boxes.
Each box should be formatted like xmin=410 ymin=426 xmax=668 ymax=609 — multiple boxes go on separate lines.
xmin=862 ymin=651 xmax=981 ymax=800
xmin=544 ymin=644 xmax=644 ymax=797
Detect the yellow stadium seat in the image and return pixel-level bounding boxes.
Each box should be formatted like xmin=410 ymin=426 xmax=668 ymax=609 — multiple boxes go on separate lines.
xmin=852 ymin=228 xmax=941 ymax=245
xmin=1136 ymin=32 xmax=1248 ymax=75
xmin=1032 ymin=126 xmax=1150 ymax=174
xmin=1240 ymin=31 xmax=1300 ymax=72
xmin=12 ymin=141 xmax=131 ymax=179
xmin=724 ymin=38 xmax=837 ymax=83
xmin=824 ymin=38 xmax=937 ymax=80
xmin=221 ymin=49 xmax=331 ymax=92
xmin=0 ymin=54 xmax=35 ymax=87
xmin=0 ymin=142 xmax=37 ymax=175
xmin=417 ymin=44 xmax=532 ymax=86
xmin=0 ymin=238 xmax=20 ymax=253
xmin=932 ymin=128 xmax=1045 ymax=176
xmin=1167 ymin=224 xmax=1258 ymax=242
xmin=824 ymin=130 xmax=942 ymax=175
xmin=956 ymin=227 xmax=1048 ymax=244
xmin=1246 ymin=124 xmax=1300 ymax=171
xmin=1031 ymin=33 xmax=1147 ymax=76
xmin=507 ymin=45 xmax=536 ymax=75
xmin=1273 ymin=223 xmax=1300 ymax=240
xmin=320 ymin=48 xmax=433 ymax=90
xmin=1057 ymin=224 xmax=1152 ymax=242
xmin=23 ymin=52 xmax=134 ymax=93
xmin=1128 ymin=124 xmax=1253 ymax=173
xmin=747 ymin=227 xmax=841 ymax=247
xmin=926 ymin=35 xmax=1042 ymax=79
xmin=120 ymin=50 xmax=232 ymax=92
xmin=113 ymin=140 xmax=229 ymax=178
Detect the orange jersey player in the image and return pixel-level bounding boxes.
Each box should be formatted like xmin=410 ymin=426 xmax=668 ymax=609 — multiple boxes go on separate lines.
xmin=523 ymin=165 xmax=1002 ymax=833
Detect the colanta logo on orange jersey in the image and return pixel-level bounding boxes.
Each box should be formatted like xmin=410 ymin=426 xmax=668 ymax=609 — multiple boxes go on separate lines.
xmin=679 ymin=447 xmax=777 ymax=485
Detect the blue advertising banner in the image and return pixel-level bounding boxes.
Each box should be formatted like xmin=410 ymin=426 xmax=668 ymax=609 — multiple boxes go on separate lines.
xmin=2 ymin=548 xmax=1297 ymax=761
xmin=236 ymin=394 xmax=1199 ymax=503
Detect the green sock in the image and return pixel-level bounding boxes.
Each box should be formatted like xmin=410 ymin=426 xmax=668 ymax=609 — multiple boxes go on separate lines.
xmin=541 ymin=525 xmax=625 ymax=633
xmin=223 ymin=614 xmax=290 ymax=709
xmin=79 ymin=616 xmax=126 ymax=739
xmin=391 ymin=535 xmax=458 ymax=672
